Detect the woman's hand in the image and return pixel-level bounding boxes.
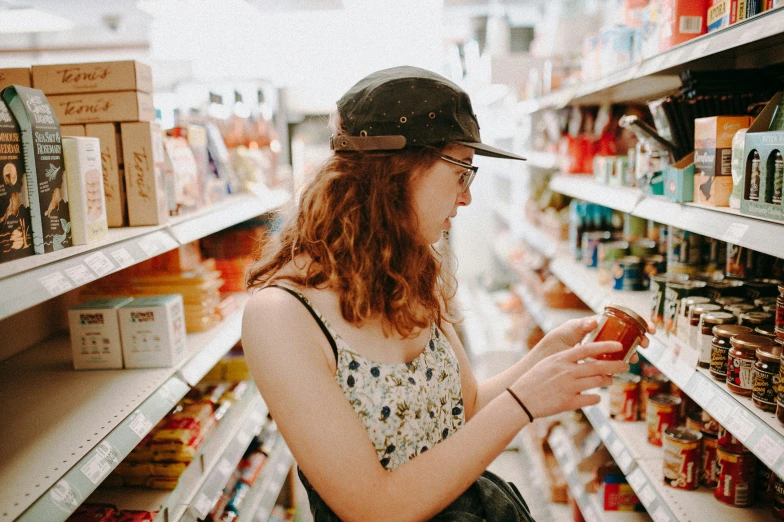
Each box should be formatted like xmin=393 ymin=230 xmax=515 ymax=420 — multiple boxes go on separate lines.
xmin=509 ymin=341 xmax=630 ymax=419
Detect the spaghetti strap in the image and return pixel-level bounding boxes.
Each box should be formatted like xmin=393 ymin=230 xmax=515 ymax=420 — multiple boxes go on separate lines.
xmin=266 ymin=284 xmax=339 ymax=362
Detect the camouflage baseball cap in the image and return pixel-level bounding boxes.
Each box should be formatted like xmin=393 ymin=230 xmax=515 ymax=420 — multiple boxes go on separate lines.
xmin=331 ymin=66 xmax=525 ymax=161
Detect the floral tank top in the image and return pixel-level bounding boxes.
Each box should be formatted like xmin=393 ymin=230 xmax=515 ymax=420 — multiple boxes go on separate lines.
xmin=279 ymin=286 xmax=466 ymax=471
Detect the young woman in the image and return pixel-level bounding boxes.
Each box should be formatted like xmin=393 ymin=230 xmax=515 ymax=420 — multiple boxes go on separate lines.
xmin=242 ymin=66 xmax=651 ymax=521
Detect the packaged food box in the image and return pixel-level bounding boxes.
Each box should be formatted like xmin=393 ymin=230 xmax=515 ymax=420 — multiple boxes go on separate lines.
xmin=121 ymin=121 xmax=169 ymax=226
xmin=658 ymin=0 xmax=709 ymax=51
xmin=119 ymin=294 xmax=187 ymax=368
xmin=68 ymin=297 xmax=132 ymax=370
xmin=694 ymin=115 xmax=752 ymax=206
xmin=62 ymin=136 xmax=108 ymax=245
xmin=0 ymin=97 xmax=34 ymax=262
xmin=664 ymin=152 xmax=695 ymax=203
xmin=32 ymin=60 xmax=153 ymax=94
xmin=707 ymin=0 xmax=733 ymax=32
xmin=0 ymin=68 xmax=31 ymax=90
xmin=48 ymin=91 xmax=154 ymax=125
xmin=85 ymin=123 xmax=126 ymax=227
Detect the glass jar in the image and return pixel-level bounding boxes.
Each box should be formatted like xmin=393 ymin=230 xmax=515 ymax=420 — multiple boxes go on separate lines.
xmin=753 ymin=343 xmax=783 ymax=412
xmin=755 ymin=296 xmax=778 ymax=309
xmin=740 ymin=311 xmax=773 ymax=327
xmin=702 ymin=313 xmax=740 ymax=372
xmin=709 ymin=323 xmax=751 ymax=380
xmin=706 ymin=279 xmax=745 ymax=301
xmin=690 ymin=303 xmax=722 ymax=353
xmin=728 ymin=334 xmax=773 ymax=396
xmin=681 ymin=297 xmax=712 ymax=340
xmin=777 ymin=285 xmax=784 ymax=340
xmin=756 ymin=324 xmax=778 ymax=341
xmin=583 ymin=304 xmax=648 ymax=363
xmin=725 ymin=303 xmax=756 ymax=318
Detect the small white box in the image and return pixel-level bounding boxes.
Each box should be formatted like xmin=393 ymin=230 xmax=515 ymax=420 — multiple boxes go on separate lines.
xmin=68 ymin=297 xmax=133 ymax=370
xmin=62 ymin=136 xmax=109 ymax=244
xmin=119 ymin=294 xmax=187 ymax=368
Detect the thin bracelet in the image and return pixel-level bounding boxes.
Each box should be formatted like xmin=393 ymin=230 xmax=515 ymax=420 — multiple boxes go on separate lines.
xmin=506 ymin=388 xmax=534 ymax=423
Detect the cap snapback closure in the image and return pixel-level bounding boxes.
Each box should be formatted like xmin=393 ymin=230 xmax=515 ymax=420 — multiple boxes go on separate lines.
xmin=330 ymin=134 xmax=407 ymax=152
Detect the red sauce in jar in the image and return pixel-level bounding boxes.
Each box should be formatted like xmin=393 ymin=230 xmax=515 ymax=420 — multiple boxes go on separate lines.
xmin=584 ymin=304 xmax=648 ymax=363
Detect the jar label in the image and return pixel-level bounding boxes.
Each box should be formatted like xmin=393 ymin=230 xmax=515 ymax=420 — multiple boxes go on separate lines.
xmin=727 ymin=354 xmax=755 ymax=391
xmin=753 ymin=368 xmax=778 ymax=406
xmin=710 ymin=343 xmax=730 ymax=375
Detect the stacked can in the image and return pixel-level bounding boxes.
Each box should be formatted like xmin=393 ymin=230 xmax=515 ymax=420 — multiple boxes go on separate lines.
xmin=715 ymin=426 xmax=757 ymax=507
xmin=663 ymin=427 xmax=702 ymax=490
xmin=646 ymin=394 xmax=681 ymax=446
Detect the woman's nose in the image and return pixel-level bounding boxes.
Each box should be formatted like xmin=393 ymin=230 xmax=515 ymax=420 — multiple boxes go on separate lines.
xmin=456 ymin=186 xmax=472 ymax=206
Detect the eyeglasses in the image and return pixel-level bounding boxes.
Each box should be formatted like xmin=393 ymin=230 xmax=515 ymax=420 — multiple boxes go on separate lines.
xmin=438 ymin=153 xmax=478 ymax=193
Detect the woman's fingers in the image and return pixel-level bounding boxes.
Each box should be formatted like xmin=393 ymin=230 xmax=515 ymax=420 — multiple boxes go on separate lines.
xmin=573 ymin=374 xmax=614 ymax=390
xmin=568 ymin=341 xmax=624 ymax=362
xmin=571 ymin=392 xmax=602 ymax=409
xmin=556 ymin=316 xmax=601 ymax=346
xmin=572 ymin=359 xmax=629 ymax=378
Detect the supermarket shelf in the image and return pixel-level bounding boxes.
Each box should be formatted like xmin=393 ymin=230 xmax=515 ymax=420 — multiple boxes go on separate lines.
xmin=0 ymin=190 xmax=289 ymax=322
xmin=521 ymin=221 xmax=558 ymax=259
xmin=550 ymin=175 xmax=642 ymax=214
xmin=547 ymin=425 xmax=651 ymax=522
xmin=583 ymin=391 xmax=772 ymax=522
xmin=455 ymin=284 xmax=490 ymax=356
xmin=86 ymin=387 xmax=268 ymax=522
xmin=470 ymin=283 xmax=518 ymax=353
xmin=237 ymin=435 xmax=294 ymax=522
xmin=2 ymin=299 xmax=248 ymax=522
xmin=517 ymin=427 xmax=573 ymax=522
xmin=513 ymin=283 xmax=592 ymax=334
xmin=518 ymin=7 xmax=784 ymax=113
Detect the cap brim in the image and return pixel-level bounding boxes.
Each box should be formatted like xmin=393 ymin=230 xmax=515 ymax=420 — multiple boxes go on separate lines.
xmin=458 ymin=141 xmax=526 ymax=161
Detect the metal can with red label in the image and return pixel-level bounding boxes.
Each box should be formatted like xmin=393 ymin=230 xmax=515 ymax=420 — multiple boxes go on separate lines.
xmin=663 ymin=427 xmax=702 ymax=490
xmin=715 ymin=445 xmax=757 ymax=507
xmin=640 ymin=373 xmax=669 ymax=420
xmin=717 ymin=424 xmax=750 ymax=454
xmin=646 ymin=394 xmax=681 ymax=446
xmin=773 ymin=475 xmax=784 ymax=520
xmin=701 ymin=431 xmax=719 ymax=488
xmin=759 ymin=465 xmax=776 ymax=504
xmin=609 ymin=373 xmax=640 ymax=421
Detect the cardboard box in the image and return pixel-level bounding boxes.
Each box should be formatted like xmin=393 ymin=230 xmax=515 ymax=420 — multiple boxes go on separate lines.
xmin=694 ymin=116 xmax=751 ymax=206
xmin=48 ymin=91 xmax=155 ymax=125
xmin=60 ymin=124 xmax=86 ymax=137
xmin=162 ymin=136 xmax=201 ymax=215
xmin=740 ymin=91 xmax=784 ymax=222
xmin=708 ymin=0 xmax=733 ymax=31
xmin=32 ymin=60 xmax=153 ymax=95
xmin=85 ymin=123 xmax=126 ymax=227
xmin=62 ymin=137 xmax=108 ymax=245
xmin=121 ymin=121 xmax=169 ymax=226
xmin=119 ymin=295 xmax=187 ymax=369
xmin=0 ymin=97 xmax=34 ymax=262
xmin=2 ymin=85 xmax=72 ymax=253
xmin=69 ymin=297 xmax=133 ymax=370
xmin=658 ymin=0 xmax=709 ymax=51
xmin=664 ymin=152 xmax=695 ymax=202
xmin=0 ymin=68 xmax=31 ymax=90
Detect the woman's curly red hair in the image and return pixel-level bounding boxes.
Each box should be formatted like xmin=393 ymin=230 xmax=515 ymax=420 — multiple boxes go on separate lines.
xmin=246 ymin=148 xmax=457 ymax=338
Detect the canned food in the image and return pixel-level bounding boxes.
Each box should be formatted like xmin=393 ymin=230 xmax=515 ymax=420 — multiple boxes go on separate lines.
xmin=669 ymin=228 xmax=703 ymax=266
xmin=598 ymin=240 xmax=629 ymax=286
xmin=669 ymin=382 xmax=693 ymax=420
xmin=613 ymin=256 xmax=643 ymax=291
xmin=629 ymin=238 xmax=657 ymax=259
xmin=715 ymin=446 xmax=757 ymax=507
xmin=610 ymin=373 xmax=640 ymax=421
xmin=583 ymin=231 xmax=612 ymax=268
xmin=663 ymin=427 xmax=702 ymax=490
xmin=774 ymin=475 xmax=784 ymax=520
xmin=642 ymin=255 xmax=666 ymax=290
xmin=647 ymin=394 xmax=681 ymax=446
xmin=759 ymin=465 xmax=775 ymax=504
xmin=701 ymin=431 xmax=719 ymax=488
xmin=640 ymin=374 xmax=669 ymax=420
xmin=717 ymin=425 xmax=750 ymax=454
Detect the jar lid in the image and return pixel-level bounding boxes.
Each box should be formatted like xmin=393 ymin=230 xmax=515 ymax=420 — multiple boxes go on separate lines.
xmin=715 ymin=296 xmax=746 ymax=307
xmin=725 ymin=303 xmax=756 ymax=314
xmin=649 ymin=394 xmax=681 ymax=407
xmin=703 ymin=312 xmax=737 ymax=325
xmin=755 ymin=324 xmax=777 ymax=338
xmin=740 ymin=311 xmax=773 ymax=325
xmin=708 ymin=280 xmax=744 ymax=290
xmin=684 ymin=297 xmax=712 ymax=308
xmin=757 ymin=343 xmax=782 ymax=363
xmin=763 ymin=304 xmax=777 ymax=313
xmin=664 ymin=426 xmax=702 ymax=443
xmin=604 ymin=304 xmax=648 ymax=333
xmin=712 ymin=324 xmax=752 ymax=339
xmin=613 ymin=373 xmax=641 ymax=385
xmin=730 ymin=333 xmax=775 ymax=351
xmin=755 ymin=297 xmax=778 ymax=308
xmin=692 ymin=303 xmax=721 ymax=315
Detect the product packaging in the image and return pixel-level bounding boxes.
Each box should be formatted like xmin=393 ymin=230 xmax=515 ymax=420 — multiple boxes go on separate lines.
xmin=68 ymin=297 xmax=132 ymax=370
xmin=31 ymin=60 xmax=153 ymax=95
xmin=62 ymin=136 xmax=108 ymax=244
xmin=85 ymin=123 xmax=126 ymax=227
xmin=658 ymin=0 xmax=709 ymax=51
xmin=119 ymin=294 xmax=187 ymax=368
xmin=664 ymin=152 xmax=695 ymax=203
xmin=694 ymin=116 xmax=752 ymax=206
xmin=121 ymin=121 xmax=169 ymax=226
xmin=0 ymin=68 xmax=31 ymax=90
xmin=60 ymin=124 xmax=86 ymax=136
xmin=2 ymin=85 xmax=72 ymax=253
xmin=0 ymin=98 xmax=34 ymax=262
xmin=48 ymin=91 xmax=154 ymax=125
xmin=162 ymin=136 xmax=201 ymax=215
xmin=729 ymin=128 xmax=748 ymax=209
xmin=708 ymin=0 xmax=733 ymax=32
xmin=741 ymin=91 xmax=784 ymax=222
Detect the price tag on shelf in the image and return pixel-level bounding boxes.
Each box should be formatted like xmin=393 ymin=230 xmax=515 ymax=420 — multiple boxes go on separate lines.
xmin=193 ymin=492 xmax=212 ymax=515
xmin=627 ymin=467 xmax=646 ymax=490
xmin=81 ymin=450 xmax=112 ymax=484
xmin=617 ymin=451 xmax=633 ymax=471
xmin=723 ymin=408 xmax=756 ymax=443
xmin=610 ymin=438 xmax=625 ymax=457
xmin=39 ymin=271 xmax=74 ymax=296
xmin=128 ymin=411 xmax=153 ymax=439
xmin=96 ymin=440 xmax=120 ymax=466
xmin=755 ymin=434 xmax=784 ymax=467
xmin=50 ymin=480 xmax=81 ymax=512
xmin=637 ymin=484 xmax=656 ymax=507
xmin=84 ymin=251 xmax=115 ymax=277
xmin=709 ymin=394 xmax=735 ymax=423
xmin=218 ymin=457 xmax=234 ymax=477
xmin=64 ymin=264 xmax=96 ymax=285
xmin=652 ymin=506 xmax=672 ymax=522
xmin=690 ymin=376 xmax=716 ymax=406
xmin=722 ymin=223 xmax=749 ymax=244
xmin=158 ymin=385 xmax=178 ymax=407
xmin=137 ymin=237 xmax=160 ymax=257
xmin=110 ymin=247 xmax=135 ymax=268
xmin=598 ymin=424 xmax=612 ymax=440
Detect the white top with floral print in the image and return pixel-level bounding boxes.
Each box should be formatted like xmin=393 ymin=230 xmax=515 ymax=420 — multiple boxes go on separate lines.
xmin=295 ymin=291 xmax=466 ymax=471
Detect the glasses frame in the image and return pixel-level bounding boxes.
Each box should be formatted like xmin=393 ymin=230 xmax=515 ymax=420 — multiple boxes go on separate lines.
xmin=437 ymin=153 xmax=478 ymax=193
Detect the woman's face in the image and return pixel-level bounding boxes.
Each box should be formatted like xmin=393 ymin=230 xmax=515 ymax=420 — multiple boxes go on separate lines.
xmin=410 ymin=143 xmax=474 ymax=245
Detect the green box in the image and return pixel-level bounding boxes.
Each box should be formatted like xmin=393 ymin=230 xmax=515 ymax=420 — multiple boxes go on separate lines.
xmin=740 ymin=91 xmax=784 ymax=223
xmin=663 ymin=152 xmax=694 ymax=203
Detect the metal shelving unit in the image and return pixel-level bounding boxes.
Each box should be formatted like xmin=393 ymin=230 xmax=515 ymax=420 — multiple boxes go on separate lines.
xmin=237 ymin=435 xmax=294 ymax=522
